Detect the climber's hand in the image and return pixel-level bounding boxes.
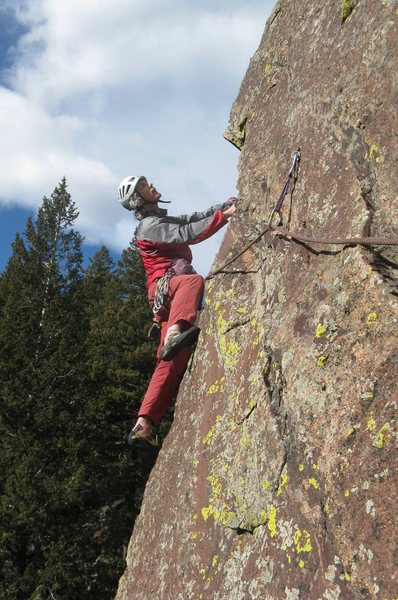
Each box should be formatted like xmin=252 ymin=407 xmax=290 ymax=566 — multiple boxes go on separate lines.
xmin=223 ymin=204 xmax=237 ymax=219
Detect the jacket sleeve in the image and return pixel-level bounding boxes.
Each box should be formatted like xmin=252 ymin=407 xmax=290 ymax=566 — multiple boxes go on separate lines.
xmin=136 ymin=207 xmax=230 ymax=245
xmin=175 ymin=200 xmax=234 ymax=224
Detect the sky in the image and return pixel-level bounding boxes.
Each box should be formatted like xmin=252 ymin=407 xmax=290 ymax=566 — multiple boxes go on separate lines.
xmin=0 ymin=0 xmax=275 ymax=276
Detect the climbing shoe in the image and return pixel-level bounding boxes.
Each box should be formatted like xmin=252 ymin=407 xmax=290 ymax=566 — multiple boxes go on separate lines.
xmin=159 ymin=326 xmax=200 ymax=361
xmin=127 ymin=425 xmax=159 ymax=447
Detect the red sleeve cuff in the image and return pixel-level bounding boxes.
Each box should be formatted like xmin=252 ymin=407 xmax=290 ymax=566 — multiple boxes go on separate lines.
xmin=191 ymin=210 xmax=229 ymax=245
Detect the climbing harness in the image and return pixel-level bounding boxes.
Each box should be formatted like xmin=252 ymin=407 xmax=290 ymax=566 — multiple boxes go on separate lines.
xmin=206 ymin=151 xmax=398 ymax=280
xmin=267 ymin=148 xmax=301 ymax=227
xmin=152 ymin=259 xmax=197 ymax=320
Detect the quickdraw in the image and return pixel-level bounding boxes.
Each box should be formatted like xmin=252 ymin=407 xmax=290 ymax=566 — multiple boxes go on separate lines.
xmin=267 ymin=148 xmax=300 ymax=227
xmin=206 ymin=150 xmax=398 ymax=280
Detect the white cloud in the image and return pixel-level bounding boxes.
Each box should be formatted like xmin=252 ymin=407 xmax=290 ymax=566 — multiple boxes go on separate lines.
xmin=0 ymin=0 xmax=275 ymax=274
xmin=8 ymin=0 xmax=268 ymax=106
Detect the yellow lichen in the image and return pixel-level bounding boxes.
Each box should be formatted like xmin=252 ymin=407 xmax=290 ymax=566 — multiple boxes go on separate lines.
xmin=375 ymin=423 xmax=391 ymax=449
xmin=201 ymin=506 xmax=213 ymax=521
xmin=294 ymin=529 xmax=312 ymax=554
xmin=207 ymin=377 xmax=225 ymax=395
xmin=317 ymin=355 xmax=327 ymax=368
xmin=308 ymin=478 xmax=320 ymax=490
xmin=344 ymin=489 xmax=350 ymax=497
xmin=203 ymin=425 xmax=216 ymax=445
xmin=276 ymin=469 xmax=289 ymax=497
xmin=259 ymin=509 xmax=268 ymax=522
xmin=239 ymin=432 xmax=252 ymax=448
xmin=369 ymin=144 xmax=381 ymax=164
xmin=216 ymin=510 xmax=238 ymax=527
xmin=367 ymin=416 xmax=376 ymax=432
xmin=248 ymin=398 xmax=256 ymax=410
xmin=207 ymin=474 xmax=222 ymax=497
xmin=212 ymin=554 xmax=218 ymax=569
xmin=341 ymin=0 xmax=354 ymax=22
xmin=216 ymin=312 xmax=241 ymax=367
xmin=366 ymin=311 xmax=378 ymax=327
xmin=298 ymin=463 xmax=304 ymax=472
xmin=268 ymin=504 xmax=277 ymax=537
xmin=315 ymin=324 xmax=327 ymax=338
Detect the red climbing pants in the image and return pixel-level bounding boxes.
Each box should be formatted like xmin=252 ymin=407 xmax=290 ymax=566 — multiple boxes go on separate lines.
xmin=138 ymin=274 xmax=204 ymax=424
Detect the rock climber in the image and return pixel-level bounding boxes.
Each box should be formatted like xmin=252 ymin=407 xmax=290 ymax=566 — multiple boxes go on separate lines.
xmin=117 ymin=175 xmax=236 ymax=443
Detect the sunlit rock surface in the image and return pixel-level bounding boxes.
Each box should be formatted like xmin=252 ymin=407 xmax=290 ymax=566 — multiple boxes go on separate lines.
xmin=116 ymin=1 xmax=397 ymax=598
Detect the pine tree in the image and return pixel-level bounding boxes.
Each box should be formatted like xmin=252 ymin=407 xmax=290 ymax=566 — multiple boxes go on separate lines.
xmin=0 ymin=180 xmax=89 ymax=598
xmin=0 ymin=183 xmax=161 ymax=599
xmin=72 ymin=243 xmax=158 ymax=597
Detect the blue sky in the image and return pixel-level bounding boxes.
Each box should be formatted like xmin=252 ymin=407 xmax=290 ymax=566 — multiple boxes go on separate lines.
xmin=0 ymin=0 xmax=275 ymax=275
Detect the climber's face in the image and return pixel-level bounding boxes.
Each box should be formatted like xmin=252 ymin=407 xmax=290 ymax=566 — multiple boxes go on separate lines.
xmin=136 ymin=177 xmax=162 ymax=204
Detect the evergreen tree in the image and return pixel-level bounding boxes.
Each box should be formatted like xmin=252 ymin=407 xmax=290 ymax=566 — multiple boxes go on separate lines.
xmin=0 ymin=180 xmax=163 ymax=600
xmin=0 ymin=180 xmax=88 ymax=598
xmin=0 ymin=182 xmax=159 ymax=599
xmin=73 ymin=243 xmax=158 ymax=596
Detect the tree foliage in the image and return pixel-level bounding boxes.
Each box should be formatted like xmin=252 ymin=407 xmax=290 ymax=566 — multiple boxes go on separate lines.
xmin=0 ymin=181 xmax=159 ymax=599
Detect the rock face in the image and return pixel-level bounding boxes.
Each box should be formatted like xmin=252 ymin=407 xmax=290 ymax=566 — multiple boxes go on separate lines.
xmin=116 ymin=1 xmax=398 ymax=598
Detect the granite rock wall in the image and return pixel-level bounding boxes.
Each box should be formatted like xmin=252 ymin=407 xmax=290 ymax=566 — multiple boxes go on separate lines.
xmin=116 ymin=1 xmax=397 ymax=598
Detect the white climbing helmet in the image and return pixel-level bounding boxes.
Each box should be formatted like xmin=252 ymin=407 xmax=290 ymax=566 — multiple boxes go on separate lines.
xmin=117 ymin=175 xmax=145 ymax=210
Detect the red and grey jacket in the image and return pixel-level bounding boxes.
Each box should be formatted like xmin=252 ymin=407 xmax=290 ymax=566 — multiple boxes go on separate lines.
xmin=135 ymin=201 xmax=232 ymax=291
